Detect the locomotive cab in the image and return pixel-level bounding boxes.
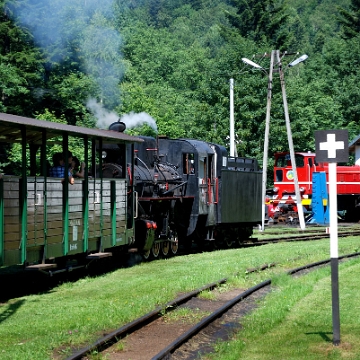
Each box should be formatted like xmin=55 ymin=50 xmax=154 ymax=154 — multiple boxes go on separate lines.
xmin=271 ymin=152 xmax=317 ymax=210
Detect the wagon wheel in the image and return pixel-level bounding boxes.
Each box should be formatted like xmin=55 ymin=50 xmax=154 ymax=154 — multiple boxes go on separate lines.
xmin=151 ymin=242 xmax=160 ymax=258
xmin=170 ymin=231 xmax=179 ymax=255
xmin=161 ymin=241 xmax=170 ymax=257
xmin=142 ymin=249 xmax=151 ymax=260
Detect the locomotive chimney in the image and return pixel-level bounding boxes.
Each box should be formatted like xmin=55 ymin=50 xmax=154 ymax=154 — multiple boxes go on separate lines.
xmin=109 ymin=120 xmax=126 ymax=132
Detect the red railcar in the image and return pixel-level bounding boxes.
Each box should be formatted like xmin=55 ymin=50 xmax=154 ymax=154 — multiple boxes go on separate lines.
xmin=267 ymin=151 xmax=360 ymax=221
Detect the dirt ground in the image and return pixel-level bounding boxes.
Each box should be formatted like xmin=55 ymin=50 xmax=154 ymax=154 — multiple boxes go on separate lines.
xmin=100 ymin=286 xmax=271 ymax=360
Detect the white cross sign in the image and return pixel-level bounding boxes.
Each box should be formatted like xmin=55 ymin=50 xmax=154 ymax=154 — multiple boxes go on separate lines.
xmin=315 ymin=130 xmax=348 ymax=163
xmin=319 ymin=134 xmax=344 ymax=159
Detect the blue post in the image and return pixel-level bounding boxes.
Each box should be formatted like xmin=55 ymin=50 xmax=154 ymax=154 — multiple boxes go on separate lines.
xmin=308 ymin=172 xmax=329 ymax=225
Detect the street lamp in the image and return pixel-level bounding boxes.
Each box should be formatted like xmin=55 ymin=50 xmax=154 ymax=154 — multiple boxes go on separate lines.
xmin=241 ymin=58 xmax=264 ymax=70
xmin=242 ymin=51 xmax=308 ymax=231
xmin=242 ymin=51 xmax=275 ymax=232
xmin=289 ymin=54 xmax=308 ymax=67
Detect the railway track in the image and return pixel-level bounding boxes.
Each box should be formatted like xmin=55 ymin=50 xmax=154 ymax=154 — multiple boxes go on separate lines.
xmin=65 ymin=252 xmax=360 ymax=360
xmin=246 ymin=229 xmax=360 ymax=246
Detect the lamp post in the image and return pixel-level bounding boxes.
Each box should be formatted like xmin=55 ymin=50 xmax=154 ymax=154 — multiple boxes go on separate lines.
xmin=230 ymin=78 xmax=235 ymax=157
xmin=242 ymin=51 xmax=308 ymax=231
xmin=276 ymin=50 xmax=307 ymax=230
xmin=242 ymin=51 xmax=275 ymax=231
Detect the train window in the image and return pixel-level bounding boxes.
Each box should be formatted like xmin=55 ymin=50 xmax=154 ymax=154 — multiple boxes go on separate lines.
xmin=276 ymin=169 xmax=283 ymax=182
xmin=208 ymin=155 xmax=214 ymax=180
xmin=276 ymin=156 xmax=286 ymax=167
xmin=308 ymin=158 xmax=313 ymax=167
xmin=295 ymin=155 xmax=304 ymax=167
xmin=199 ymin=157 xmax=206 ymax=179
xmin=183 ymin=153 xmax=195 ymax=174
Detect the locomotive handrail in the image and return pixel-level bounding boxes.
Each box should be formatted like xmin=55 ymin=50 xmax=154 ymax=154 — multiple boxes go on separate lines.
xmin=127 ymin=166 xmax=132 ymax=184
xmin=207 ymin=178 xmax=212 ymax=204
xmin=161 ymin=181 xmax=188 ymax=196
xmin=134 ymin=191 xmax=138 ymax=219
xmin=214 ymin=178 xmax=219 ymax=204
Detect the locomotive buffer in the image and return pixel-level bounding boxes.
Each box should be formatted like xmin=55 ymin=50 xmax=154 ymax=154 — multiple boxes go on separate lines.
xmin=315 ymin=129 xmax=349 ymax=346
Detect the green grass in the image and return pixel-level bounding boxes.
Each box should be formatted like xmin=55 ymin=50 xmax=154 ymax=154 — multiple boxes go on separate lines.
xmin=0 ymin=235 xmax=359 ymax=359
xmin=163 ymin=307 xmax=211 ymax=324
xmin=253 ymin=223 xmax=360 ymax=240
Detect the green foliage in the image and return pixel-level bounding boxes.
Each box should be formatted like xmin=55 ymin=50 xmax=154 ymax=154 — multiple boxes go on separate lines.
xmin=0 ymin=0 xmax=45 ymax=115
xmin=0 ymin=0 xmax=359 ymax=184
xmin=338 ymin=0 xmax=360 ymax=39
xmin=224 ymin=0 xmax=293 ymax=50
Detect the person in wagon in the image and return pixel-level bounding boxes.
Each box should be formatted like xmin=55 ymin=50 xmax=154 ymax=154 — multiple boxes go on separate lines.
xmin=49 ymin=151 xmax=74 ymax=184
xmin=70 ymin=156 xmax=86 ymax=178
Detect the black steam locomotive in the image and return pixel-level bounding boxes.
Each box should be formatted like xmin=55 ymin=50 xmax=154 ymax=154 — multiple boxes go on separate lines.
xmin=103 ymin=122 xmax=263 ymax=258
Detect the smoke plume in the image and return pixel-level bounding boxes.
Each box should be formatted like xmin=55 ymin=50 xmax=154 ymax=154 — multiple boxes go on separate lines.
xmin=87 ymin=98 xmax=158 ymax=132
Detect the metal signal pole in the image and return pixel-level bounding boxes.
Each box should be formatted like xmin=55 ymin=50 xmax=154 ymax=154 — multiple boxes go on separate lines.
xmin=242 ymin=51 xmax=308 ymax=231
xmin=261 ymin=50 xmax=275 ymax=231
xmin=277 ymin=50 xmax=306 ymax=230
xmin=230 ymin=78 xmax=235 ymax=157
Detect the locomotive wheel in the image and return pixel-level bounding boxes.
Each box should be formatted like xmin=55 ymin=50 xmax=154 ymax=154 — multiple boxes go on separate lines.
xmin=237 ymin=227 xmax=253 ymax=246
xmin=142 ymin=249 xmax=151 ymax=260
xmin=225 ymin=238 xmax=233 ymax=248
xmin=151 ymin=242 xmax=160 ymax=258
xmin=161 ymin=241 xmax=170 ymax=257
xmin=170 ymin=233 xmax=179 ymax=255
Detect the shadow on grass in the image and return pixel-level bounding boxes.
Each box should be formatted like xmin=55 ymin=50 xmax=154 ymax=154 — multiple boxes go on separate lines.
xmin=0 ymin=299 xmax=26 ymax=324
xmin=305 ymin=331 xmax=333 ymax=342
xmin=0 ymin=252 xmax=140 ymax=303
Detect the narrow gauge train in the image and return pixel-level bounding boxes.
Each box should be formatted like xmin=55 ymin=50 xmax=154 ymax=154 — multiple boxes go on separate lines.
xmin=267 ymin=151 xmax=360 ymax=221
xmin=0 ymin=113 xmax=262 ymax=274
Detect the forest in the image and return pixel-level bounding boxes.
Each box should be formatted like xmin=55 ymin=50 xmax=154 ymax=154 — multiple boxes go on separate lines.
xmin=1 ymin=0 xmax=360 ymax=174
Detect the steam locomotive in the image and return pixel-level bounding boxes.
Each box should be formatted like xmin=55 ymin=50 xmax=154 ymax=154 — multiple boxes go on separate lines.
xmin=103 ymin=124 xmax=263 ymax=258
xmin=0 ymin=113 xmax=262 ymax=273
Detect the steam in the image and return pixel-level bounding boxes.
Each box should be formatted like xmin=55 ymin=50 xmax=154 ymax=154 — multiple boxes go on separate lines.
xmin=8 ymin=0 xmax=124 ymax=107
xmin=86 ymin=99 xmax=119 ymax=129
xmin=120 ymin=112 xmax=158 ymax=132
xmin=87 ymin=98 xmax=157 ymax=132
xmin=9 ymin=0 xmax=157 ymax=133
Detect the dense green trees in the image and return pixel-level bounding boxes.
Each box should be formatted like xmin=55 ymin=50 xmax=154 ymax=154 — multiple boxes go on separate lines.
xmin=0 ymin=0 xmax=44 ymax=115
xmin=224 ymin=0 xmax=293 ymax=50
xmin=1 ymin=0 xmax=360 ymax=176
xmin=338 ymin=0 xmax=360 ymax=39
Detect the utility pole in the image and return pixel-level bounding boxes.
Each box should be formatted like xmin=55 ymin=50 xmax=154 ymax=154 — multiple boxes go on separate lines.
xmin=260 ymin=51 xmax=275 ymax=231
xmin=242 ymin=51 xmax=308 ymax=231
xmin=277 ymin=50 xmax=306 ymax=230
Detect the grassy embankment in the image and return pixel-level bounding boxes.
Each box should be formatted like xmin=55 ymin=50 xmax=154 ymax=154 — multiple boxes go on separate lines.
xmin=1 ymin=228 xmax=360 ymax=359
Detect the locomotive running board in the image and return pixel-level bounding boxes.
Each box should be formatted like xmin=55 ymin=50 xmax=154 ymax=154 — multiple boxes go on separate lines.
xmin=86 ymin=252 xmax=112 ymax=259
xmin=25 ymin=263 xmax=57 ymax=271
